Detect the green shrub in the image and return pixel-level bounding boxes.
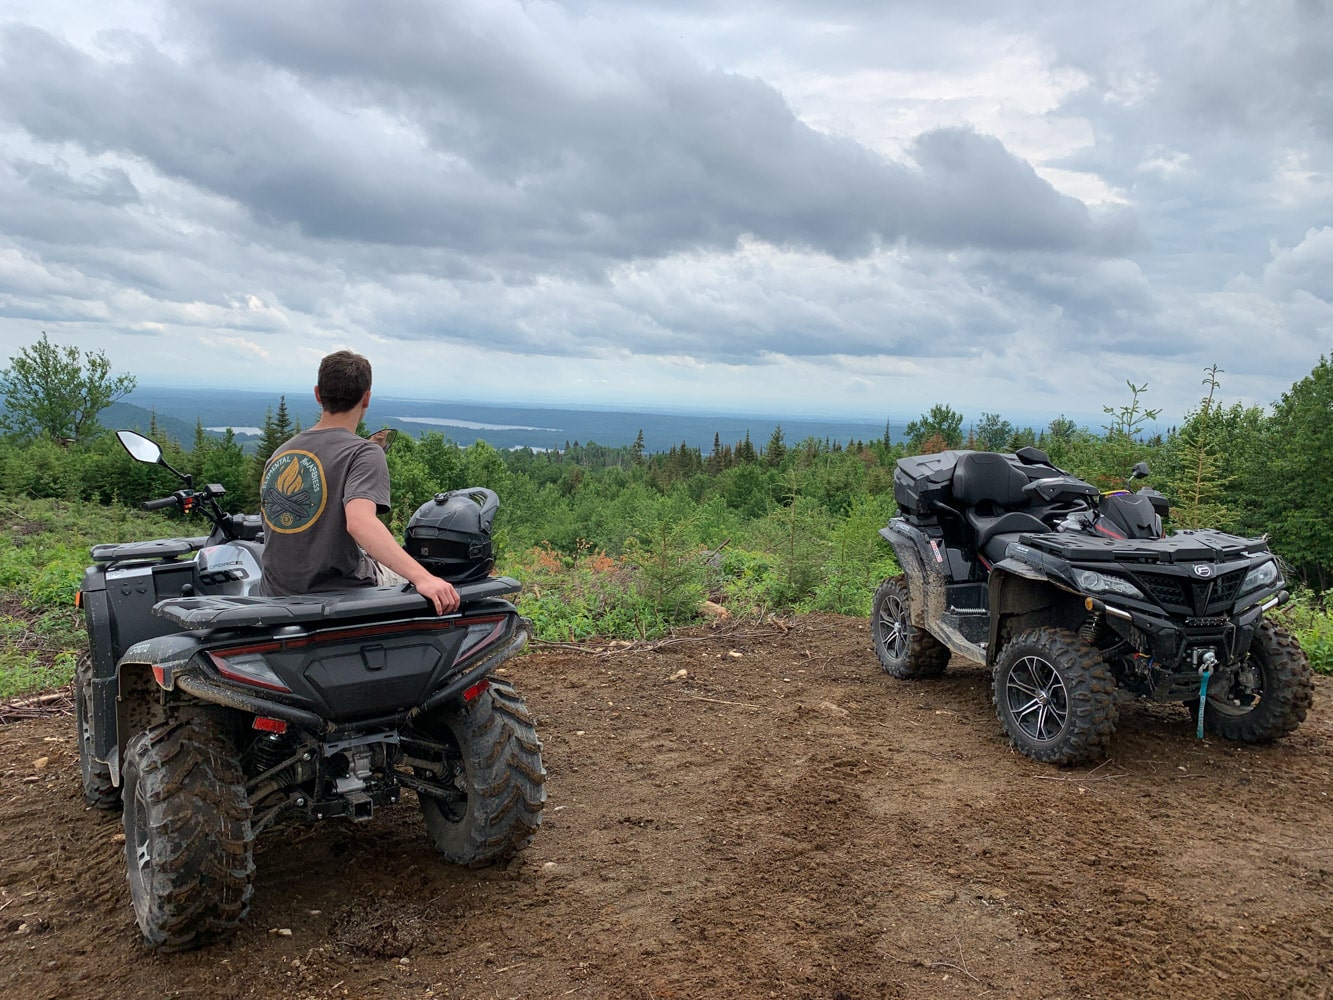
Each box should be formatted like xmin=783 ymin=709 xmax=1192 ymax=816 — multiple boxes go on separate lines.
xmin=1277 ymin=590 xmax=1333 ymax=675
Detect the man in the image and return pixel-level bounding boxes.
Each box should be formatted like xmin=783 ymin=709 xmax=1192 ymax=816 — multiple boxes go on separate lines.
xmin=258 ymin=350 xmax=459 ymax=615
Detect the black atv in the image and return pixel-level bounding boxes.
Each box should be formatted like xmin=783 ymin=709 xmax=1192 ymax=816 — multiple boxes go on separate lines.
xmin=78 ymin=431 xmax=545 ymax=950
xmin=871 ymin=447 xmax=1314 ymax=765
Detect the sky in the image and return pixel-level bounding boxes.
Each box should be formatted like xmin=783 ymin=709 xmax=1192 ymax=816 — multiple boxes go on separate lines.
xmin=0 ymin=0 xmax=1329 ymax=426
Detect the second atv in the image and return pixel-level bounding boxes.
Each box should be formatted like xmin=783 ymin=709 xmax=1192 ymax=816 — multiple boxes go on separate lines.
xmin=871 ymin=447 xmax=1313 ymax=765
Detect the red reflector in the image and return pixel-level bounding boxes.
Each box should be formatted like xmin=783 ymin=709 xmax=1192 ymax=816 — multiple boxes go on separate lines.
xmin=75 ymin=591 xmax=82 ymax=609
xmin=151 ymin=665 xmax=166 ymax=687
xmin=252 ymin=716 xmax=288 ymax=734
xmin=462 ymin=679 xmax=491 ymax=704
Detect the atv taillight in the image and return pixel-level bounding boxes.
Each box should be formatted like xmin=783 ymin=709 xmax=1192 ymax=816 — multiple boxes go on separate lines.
xmin=463 ymin=678 xmax=491 ymax=704
xmin=209 ymin=651 xmax=292 ymax=693
xmin=457 ymin=620 xmax=505 ymax=663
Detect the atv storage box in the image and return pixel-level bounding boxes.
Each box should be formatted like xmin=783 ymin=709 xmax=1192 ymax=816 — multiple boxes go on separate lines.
xmin=893 ymin=451 xmax=965 ymax=518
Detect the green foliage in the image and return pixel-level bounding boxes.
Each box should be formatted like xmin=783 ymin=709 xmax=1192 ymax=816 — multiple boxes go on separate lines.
xmin=973 ymin=412 xmax=1014 ymax=451
xmin=1276 ymin=591 xmax=1333 ymax=675
xmin=7 ymin=354 xmax=1333 ymax=680
xmin=0 ymin=332 xmax=137 ymax=444
xmin=0 ymin=496 xmax=181 ymax=696
xmin=905 ymin=404 xmax=964 ymax=453
xmin=1166 ymin=365 xmax=1234 ymax=530
xmin=1259 ymin=355 xmax=1333 ymax=592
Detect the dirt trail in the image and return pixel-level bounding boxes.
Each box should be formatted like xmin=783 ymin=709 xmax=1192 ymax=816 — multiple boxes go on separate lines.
xmin=2 ymin=615 xmax=1330 ymax=999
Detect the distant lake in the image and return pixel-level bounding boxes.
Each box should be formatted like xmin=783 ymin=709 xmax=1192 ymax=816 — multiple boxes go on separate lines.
xmin=394 ymin=416 xmax=562 ymax=432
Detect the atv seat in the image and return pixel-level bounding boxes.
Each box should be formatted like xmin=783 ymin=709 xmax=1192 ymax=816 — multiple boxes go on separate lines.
xmin=951 ymin=452 xmax=1028 ymax=509
xmin=950 ymin=453 xmax=1049 ymax=561
xmin=971 ymin=513 xmax=1051 ymax=565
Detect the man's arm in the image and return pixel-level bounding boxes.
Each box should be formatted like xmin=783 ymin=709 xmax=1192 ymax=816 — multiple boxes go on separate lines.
xmin=344 ymin=498 xmax=460 ymax=615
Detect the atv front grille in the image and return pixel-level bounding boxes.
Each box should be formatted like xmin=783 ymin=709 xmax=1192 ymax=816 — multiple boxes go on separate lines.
xmin=1138 ymin=569 xmax=1246 ymax=615
xmin=1210 ymin=570 xmax=1244 ymax=607
xmin=1140 ymin=574 xmax=1187 ymax=608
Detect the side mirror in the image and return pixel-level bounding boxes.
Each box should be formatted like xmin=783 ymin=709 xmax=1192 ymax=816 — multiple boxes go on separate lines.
xmin=1130 ymin=462 xmax=1150 ymax=481
xmin=117 ymin=430 xmax=164 ymax=466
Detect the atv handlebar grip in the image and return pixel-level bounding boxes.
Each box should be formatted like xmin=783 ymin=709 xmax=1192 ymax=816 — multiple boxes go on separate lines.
xmin=142 ymin=496 xmax=179 ymax=511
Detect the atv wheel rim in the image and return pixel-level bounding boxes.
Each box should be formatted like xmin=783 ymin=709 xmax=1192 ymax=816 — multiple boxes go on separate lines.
xmin=877 ymin=594 xmax=909 ymax=661
xmin=1005 ymin=655 xmax=1069 ymax=743
xmin=127 ymin=783 xmax=153 ymax=916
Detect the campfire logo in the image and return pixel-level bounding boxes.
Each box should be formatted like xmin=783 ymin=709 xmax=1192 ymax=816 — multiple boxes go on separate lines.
xmin=260 ymin=450 xmax=327 ymax=533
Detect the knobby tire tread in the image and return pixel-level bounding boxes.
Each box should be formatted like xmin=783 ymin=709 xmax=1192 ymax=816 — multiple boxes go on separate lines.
xmin=1198 ymin=621 xmax=1314 ymax=743
xmin=419 ymin=680 xmax=546 ymax=866
xmin=122 ymin=717 xmax=254 ymax=951
xmin=993 ymin=627 xmax=1118 ymax=766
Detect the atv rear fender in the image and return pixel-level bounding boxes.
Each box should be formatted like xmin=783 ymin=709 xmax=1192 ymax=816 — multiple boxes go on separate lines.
xmin=879 ymin=520 xmax=985 ymax=662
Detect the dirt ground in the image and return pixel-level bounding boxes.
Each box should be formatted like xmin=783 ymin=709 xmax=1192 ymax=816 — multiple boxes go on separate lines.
xmin=1 ymin=614 xmax=1331 ymax=1000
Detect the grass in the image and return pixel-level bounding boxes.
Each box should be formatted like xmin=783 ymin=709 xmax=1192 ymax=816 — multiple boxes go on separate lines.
xmin=0 ymin=496 xmax=180 ymax=698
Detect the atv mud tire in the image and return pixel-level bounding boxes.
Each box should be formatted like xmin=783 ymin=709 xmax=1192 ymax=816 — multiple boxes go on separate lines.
xmin=993 ymin=628 xmax=1118 ymax=765
xmin=121 ymin=717 xmax=254 ymax=951
xmin=415 ymin=680 xmax=546 ymax=866
xmin=75 ymin=653 xmax=118 ymax=810
xmin=1193 ymin=621 xmax=1314 ymax=743
xmin=871 ymin=576 xmax=950 ymax=679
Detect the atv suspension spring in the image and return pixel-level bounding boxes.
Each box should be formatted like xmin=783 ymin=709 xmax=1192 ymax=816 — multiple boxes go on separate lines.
xmin=248 ymin=731 xmax=295 ymax=776
xmin=1079 ymin=613 xmax=1105 ymax=645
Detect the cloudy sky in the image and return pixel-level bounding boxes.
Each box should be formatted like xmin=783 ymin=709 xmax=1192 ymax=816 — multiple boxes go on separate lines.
xmin=0 ymin=0 xmax=1329 ymax=424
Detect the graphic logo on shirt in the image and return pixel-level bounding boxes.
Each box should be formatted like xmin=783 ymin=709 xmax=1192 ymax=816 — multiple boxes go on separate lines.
xmin=260 ymin=450 xmax=328 ymax=534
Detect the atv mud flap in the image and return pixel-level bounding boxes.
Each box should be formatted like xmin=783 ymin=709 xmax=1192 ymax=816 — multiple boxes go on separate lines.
xmin=881 ymin=521 xmax=985 ymax=664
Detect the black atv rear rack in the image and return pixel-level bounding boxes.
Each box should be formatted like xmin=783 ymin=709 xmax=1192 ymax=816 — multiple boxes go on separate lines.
xmin=152 ymin=577 xmax=522 ymax=629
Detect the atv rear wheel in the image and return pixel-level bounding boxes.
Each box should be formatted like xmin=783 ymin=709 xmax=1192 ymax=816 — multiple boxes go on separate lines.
xmin=122 ymin=717 xmax=254 ymax=951
xmin=75 ymin=653 xmax=118 ymax=810
xmin=414 ymin=680 xmax=546 ymax=866
xmin=871 ymin=576 xmax=950 ymax=679
xmin=993 ymin=628 xmax=1117 ymax=765
xmin=1193 ymin=621 xmax=1314 ymax=743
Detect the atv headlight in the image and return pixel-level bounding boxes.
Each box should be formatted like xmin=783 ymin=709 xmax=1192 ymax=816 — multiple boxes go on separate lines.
xmin=1241 ymin=559 xmax=1279 ymax=593
xmin=1073 ymin=568 xmax=1144 ymax=600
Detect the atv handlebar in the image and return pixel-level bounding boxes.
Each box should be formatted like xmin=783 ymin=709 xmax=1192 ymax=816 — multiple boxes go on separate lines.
xmin=142 ymin=495 xmax=181 ymax=511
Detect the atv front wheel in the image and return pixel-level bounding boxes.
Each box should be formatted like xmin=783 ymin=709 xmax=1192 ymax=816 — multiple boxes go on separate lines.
xmin=414 ymin=680 xmax=546 ymax=866
xmin=122 ymin=717 xmax=254 ymax=951
xmin=871 ymin=576 xmax=950 ymax=679
xmin=993 ymin=628 xmax=1117 ymax=765
xmin=1193 ymin=621 xmax=1314 ymax=743
xmin=75 ymin=653 xmax=118 ymax=810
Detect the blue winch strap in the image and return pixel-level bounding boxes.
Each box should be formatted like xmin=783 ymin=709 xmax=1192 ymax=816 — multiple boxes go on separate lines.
xmin=1196 ymin=669 xmax=1211 ymax=740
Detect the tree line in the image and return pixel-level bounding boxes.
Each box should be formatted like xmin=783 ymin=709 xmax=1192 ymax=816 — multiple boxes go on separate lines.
xmin=2 ymin=335 xmax=1332 ymax=611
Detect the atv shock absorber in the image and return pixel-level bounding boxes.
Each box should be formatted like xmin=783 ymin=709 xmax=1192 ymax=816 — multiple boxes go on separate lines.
xmin=1079 ymin=612 xmax=1105 ymax=645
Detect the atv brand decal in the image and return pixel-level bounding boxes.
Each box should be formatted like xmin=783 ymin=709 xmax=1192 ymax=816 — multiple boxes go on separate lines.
xmin=260 ymin=450 xmax=328 ymax=533
xmin=929 ymin=539 xmax=944 ymax=564
xmin=1192 ymin=564 xmax=1214 ymax=578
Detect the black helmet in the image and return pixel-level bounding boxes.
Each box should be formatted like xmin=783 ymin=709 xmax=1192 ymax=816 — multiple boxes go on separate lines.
xmin=403 ymin=487 xmax=498 ymax=583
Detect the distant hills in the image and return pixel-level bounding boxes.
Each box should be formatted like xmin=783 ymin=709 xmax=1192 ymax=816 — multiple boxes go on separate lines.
xmin=106 ymin=385 xmax=902 ymax=455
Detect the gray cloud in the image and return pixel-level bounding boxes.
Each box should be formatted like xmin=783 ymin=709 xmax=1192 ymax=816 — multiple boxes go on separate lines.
xmin=0 ymin=0 xmax=1327 ymax=421
xmin=0 ymin=4 xmax=1137 ymax=272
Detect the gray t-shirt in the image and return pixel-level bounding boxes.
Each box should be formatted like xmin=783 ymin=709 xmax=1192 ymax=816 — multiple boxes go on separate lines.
xmin=258 ymin=427 xmax=391 ymax=596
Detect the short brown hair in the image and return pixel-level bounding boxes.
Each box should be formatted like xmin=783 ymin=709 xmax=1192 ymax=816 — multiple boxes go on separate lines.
xmin=317 ymin=350 xmax=372 ymax=413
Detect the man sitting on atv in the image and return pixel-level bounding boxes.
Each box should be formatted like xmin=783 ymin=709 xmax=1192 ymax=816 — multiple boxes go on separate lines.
xmin=258 ymin=350 xmax=459 ymax=616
